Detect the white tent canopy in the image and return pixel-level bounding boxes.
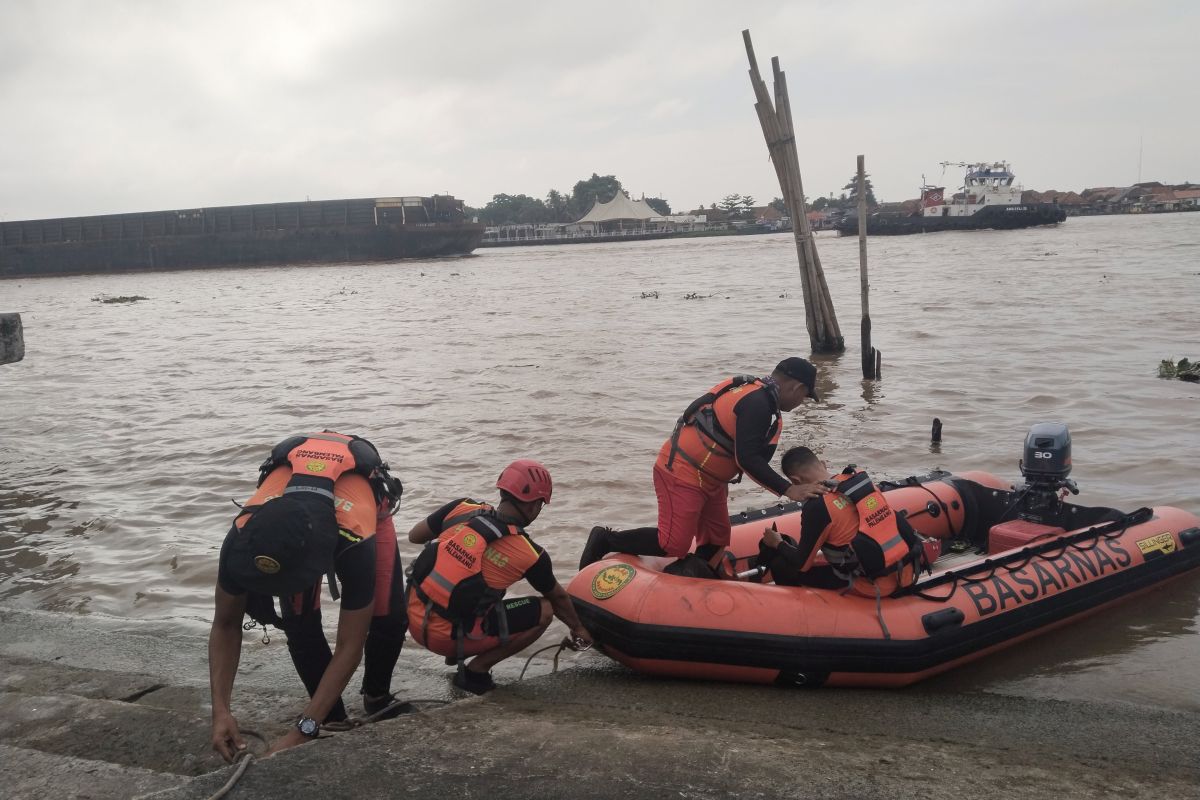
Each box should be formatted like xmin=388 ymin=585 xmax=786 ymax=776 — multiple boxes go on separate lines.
xmin=576 ymin=193 xmax=661 ymax=223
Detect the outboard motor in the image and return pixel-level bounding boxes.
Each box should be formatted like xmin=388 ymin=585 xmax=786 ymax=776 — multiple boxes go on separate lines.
xmin=1017 ymin=422 xmax=1078 ymax=521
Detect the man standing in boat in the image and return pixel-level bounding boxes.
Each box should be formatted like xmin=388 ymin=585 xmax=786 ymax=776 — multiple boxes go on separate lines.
xmin=579 ymin=358 xmax=827 ymax=570
xmin=406 ymin=459 xmax=593 ymax=694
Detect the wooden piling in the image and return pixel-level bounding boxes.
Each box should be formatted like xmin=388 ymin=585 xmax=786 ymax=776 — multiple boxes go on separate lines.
xmin=743 ymin=30 xmax=843 ymax=353
xmin=1 ymin=313 xmax=24 ymax=365
xmin=857 ymin=155 xmax=877 ymax=379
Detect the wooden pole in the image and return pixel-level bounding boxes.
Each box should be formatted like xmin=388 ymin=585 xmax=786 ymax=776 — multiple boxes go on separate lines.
xmin=857 ymin=155 xmax=876 ymax=379
xmin=742 ymin=29 xmax=843 ymax=353
xmin=0 ymin=313 xmax=24 ymax=365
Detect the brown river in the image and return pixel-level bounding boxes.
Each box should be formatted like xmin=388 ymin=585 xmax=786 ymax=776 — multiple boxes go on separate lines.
xmin=2 ymin=212 xmax=1198 ymax=710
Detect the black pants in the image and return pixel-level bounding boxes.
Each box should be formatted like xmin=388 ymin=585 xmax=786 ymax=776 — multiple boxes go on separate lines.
xmin=764 ymin=557 xmax=849 ymax=590
xmin=279 ymin=548 xmax=408 ymax=722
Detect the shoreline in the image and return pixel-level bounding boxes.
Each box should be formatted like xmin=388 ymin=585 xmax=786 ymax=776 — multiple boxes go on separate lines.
xmin=2 ymin=606 xmax=1197 ymax=800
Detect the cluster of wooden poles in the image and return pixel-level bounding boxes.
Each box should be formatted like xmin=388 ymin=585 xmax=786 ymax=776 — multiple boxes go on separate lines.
xmin=743 ymin=30 xmax=879 ymax=378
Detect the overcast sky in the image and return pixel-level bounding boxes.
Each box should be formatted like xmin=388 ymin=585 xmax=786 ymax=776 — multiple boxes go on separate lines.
xmin=2 ymin=1 xmax=1196 ymax=220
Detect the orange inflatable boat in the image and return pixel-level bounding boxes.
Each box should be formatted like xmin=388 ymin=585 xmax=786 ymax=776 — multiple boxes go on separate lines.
xmin=568 ymin=425 xmax=1200 ymax=687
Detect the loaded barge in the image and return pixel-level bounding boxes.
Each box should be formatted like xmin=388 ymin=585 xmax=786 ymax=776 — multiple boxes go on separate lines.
xmin=0 ymin=195 xmax=484 ymax=278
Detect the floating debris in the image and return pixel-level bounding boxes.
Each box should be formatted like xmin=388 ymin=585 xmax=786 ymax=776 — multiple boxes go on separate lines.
xmin=640 ymin=291 xmax=659 ymax=299
xmin=91 ymin=295 xmax=149 ymax=304
xmin=683 ymin=292 xmax=715 ymax=300
xmin=1158 ymin=358 xmax=1200 ymax=382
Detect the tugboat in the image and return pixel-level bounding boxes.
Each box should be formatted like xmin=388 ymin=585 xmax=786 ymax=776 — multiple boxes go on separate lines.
xmin=836 ymin=161 xmax=1067 ymax=236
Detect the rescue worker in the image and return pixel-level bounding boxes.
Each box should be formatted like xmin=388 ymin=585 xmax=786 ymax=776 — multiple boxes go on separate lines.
xmin=208 ymin=431 xmax=406 ymax=761
xmin=579 ymin=357 xmax=827 ymax=570
xmin=757 ymin=446 xmax=922 ymax=592
xmin=406 ymin=459 xmax=593 ymax=695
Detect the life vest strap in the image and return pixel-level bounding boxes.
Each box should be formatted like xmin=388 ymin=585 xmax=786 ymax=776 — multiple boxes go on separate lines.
xmin=283 ymin=485 xmax=335 ymax=501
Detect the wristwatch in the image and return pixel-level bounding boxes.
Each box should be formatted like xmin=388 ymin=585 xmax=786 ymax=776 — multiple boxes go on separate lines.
xmin=295 ymin=716 xmax=320 ymax=739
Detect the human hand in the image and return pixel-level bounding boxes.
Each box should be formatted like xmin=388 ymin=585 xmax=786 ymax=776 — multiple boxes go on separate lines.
xmin=784 ymin=482 xmax=828 ymax=502
xmin=263 ymin=727 xmax=310 ymax=759
xmin=762 ymin=524 xmax=782 ymax=549
xmin=564 ymin=627 xmax=593 ymax=650
xmin=211 ymin=711 xmax=246 ymax=763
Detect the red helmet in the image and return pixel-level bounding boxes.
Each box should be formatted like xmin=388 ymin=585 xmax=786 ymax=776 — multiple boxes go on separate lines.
xmin=496 ymin=459 xmax=553 ymax=504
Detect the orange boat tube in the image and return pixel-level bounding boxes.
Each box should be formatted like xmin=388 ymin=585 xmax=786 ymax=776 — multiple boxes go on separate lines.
xmin=568 ymin=470 xmax=1200 ymax=687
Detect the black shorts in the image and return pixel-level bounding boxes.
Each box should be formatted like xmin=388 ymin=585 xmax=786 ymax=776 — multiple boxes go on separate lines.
xmin=481 ymin=595 xmax=543 ymax=636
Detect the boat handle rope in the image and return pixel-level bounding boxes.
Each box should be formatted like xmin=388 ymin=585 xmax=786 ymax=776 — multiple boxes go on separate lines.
xmin=908 ymin=508 xmax=1148 ymax=603
xmin=906 ymin=479 xmax=961 ymax=540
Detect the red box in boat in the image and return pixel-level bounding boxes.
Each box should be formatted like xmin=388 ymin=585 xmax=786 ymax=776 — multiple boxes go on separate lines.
xmin=988 ymin=520 xmax=1066 ymax=555
xmin=922 ymin=537 xmax=942 ymax=563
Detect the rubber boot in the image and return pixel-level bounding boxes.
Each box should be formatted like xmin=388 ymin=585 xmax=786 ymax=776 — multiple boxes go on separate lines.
xmin=579 ymin=527 xmax=665 ymax=569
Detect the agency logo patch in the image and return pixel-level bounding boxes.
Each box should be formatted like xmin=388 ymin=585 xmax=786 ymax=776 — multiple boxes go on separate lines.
xmin=865 ymin=496 xmax=879 ymax=511
xmin=591 ymin=564 xmax=637 ymax=600
xmin=463 ymin=532 xmax=479 ymax=548
xmin=306 ymin=461 xmax=326 ymax=473
xmin=254 ymin=555 xmax=281 ymax=574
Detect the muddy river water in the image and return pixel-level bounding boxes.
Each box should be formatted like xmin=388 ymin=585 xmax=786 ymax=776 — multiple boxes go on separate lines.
xmin=2 ymin=212 xmax=1197 ymax=710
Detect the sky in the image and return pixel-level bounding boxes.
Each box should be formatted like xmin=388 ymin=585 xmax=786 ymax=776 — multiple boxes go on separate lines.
xmin=1 ymin=1 xmax=1197 ymax=221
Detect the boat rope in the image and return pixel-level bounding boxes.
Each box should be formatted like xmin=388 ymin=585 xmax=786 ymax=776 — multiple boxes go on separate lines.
xmin=518 ymin=642 xmax=568 ymax=681
xmin=907 ymin=508 xmax=1148 ymax=603
xmin=204 ymin=751 xmax=253 ymax=800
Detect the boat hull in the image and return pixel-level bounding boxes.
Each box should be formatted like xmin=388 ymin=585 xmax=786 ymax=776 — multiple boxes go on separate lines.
xmin=568 ymin=474 xmax=1200 ymax=687
xmin=836 ymin=203 xmax=1067 ymax=236
xmin=1 ymin=196 xmax=484 ymax=278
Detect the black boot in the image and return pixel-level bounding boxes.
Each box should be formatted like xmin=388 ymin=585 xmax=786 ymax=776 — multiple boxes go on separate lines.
xmin=578 ymin=526 xmax=613 ymax=570
xmin=579 ymin=527 xmax=665 ymax=569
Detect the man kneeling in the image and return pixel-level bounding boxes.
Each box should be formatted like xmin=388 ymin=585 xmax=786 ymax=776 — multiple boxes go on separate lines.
xmin=758 ymin=447 xmax=923 ymax=594
xmin=406 ymin=459 xmax=592 ymax=694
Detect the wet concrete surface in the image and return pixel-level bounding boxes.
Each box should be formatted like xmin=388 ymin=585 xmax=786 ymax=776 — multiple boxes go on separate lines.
xmin=2 ymin=607 xmax=1198 ymax=800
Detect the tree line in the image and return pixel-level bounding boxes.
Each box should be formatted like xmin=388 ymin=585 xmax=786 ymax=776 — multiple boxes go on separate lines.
xmin=469 ymin=174 xmax=671 ymax=226
xmin=470 ymin=172 xmax=879 ymax=226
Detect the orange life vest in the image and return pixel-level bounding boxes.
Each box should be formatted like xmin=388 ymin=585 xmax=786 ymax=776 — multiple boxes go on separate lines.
xmin=232 ymin=432 xmax=391 ymax=604
xmin=255 ymin=431 xmax=387 ymax=505
xmin=240 ymin=466 xmax=379 ymax=542
xmin=411 ymin=501 xmax=525 ymax=622
xmin=660 ymin=376 xmax=782 ymax=487
xmin=831 ymin=469 xmax=915 ymax=579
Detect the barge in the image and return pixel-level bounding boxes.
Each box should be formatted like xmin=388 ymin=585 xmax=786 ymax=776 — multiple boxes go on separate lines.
xmin=0 ymin=195 xmax=484 ymax=278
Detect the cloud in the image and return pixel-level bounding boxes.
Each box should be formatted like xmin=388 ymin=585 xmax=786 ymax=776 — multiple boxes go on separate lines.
xmin=1 ymin=0 xmax=1197 ymax=220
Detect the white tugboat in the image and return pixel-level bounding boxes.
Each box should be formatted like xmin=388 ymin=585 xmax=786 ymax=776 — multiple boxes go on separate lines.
xmin=837 ymin=161 xmax=1067 ymax=235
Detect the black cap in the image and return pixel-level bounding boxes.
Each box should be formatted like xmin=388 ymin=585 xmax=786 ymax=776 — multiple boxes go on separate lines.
xmin=775 ymin=357 xmax=820 ymax=401
xmin=224 ymin=495 xmax=338 ymax=597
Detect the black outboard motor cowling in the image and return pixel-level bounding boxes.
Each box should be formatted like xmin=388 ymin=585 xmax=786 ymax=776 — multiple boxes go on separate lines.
xmin=1020 ymin=422 xmax=1072 ymax=487
xmin=1017 ymin=422 xmax=1079 ymax=523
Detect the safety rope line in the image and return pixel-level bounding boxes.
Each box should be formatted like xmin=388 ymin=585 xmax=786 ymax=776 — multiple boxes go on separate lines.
xmin=906 ymin=508 xmax=1149 ymax=603
xmin=518 ymin=642 xmax=568 ymax=681
xmin=205 ymin=751 xmax=253 ymax=800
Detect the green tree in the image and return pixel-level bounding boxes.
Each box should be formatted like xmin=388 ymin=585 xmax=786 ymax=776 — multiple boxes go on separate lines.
xmin=769 ymin=197 xmax=788 ymax=214
xmin=843 ymin=174 xmax=879 ymax=208
xmin=569 ymin=173 xmax=623 ymax=218
xmin=479 ymin=193 xmax=552 ymax=226
xmin=545 ymin=189 xmax=570 ymax=222
xmin=718 ymin=193 xmax=744 ymax=216
xmin=741 ymin=195 xmax=757 ymax=216
xmin=644 ymin=196 xmax=672 ymax=216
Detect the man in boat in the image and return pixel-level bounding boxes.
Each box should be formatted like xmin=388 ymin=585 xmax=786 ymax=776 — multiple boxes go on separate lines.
xmin=209 ymin=432 xmax=407 ymax=762
xmin=579 ymin=358 xmax=828 ymax=571
xmin=406 ymin=459 xmax=593 ymax=695
xmin=757 ymin=446 xmax=922 ymax=591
